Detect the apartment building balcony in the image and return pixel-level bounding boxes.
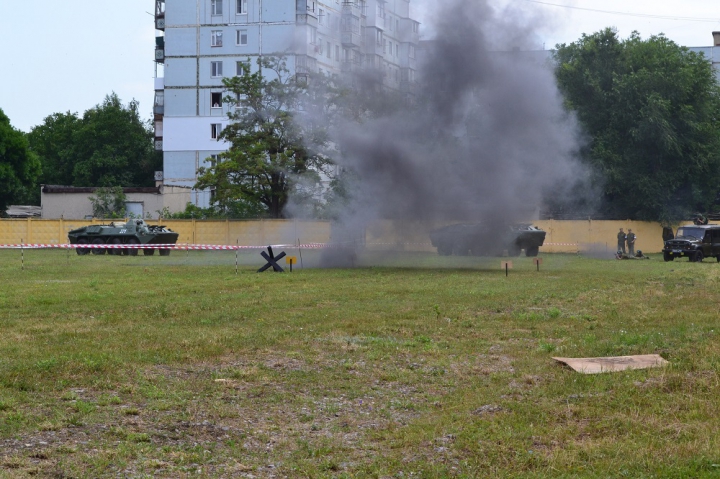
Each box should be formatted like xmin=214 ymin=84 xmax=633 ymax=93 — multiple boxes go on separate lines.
xmin=342 ymin=31 xmax=362 ymax=48
xmin=296 ymin=0 xmax=318 ymax=15
xmin=155 ymin=0 xmax=165 ymax=30
xmin=342 ymin=1 xmax=362 ymax=19
xmin=153 ymin=91 xmax=164 ymax=116
xmin=155 ymin=36 xmax=165 ymax=63
xmin=341 ymin=14 xmax=362 ymax=48
xmin=295 ymin=54 xmax=318 ymax=74
xmin=154 ymin=117 xmax=163 ymax=151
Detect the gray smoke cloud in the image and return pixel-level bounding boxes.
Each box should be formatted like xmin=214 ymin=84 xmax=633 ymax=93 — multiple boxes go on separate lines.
xmin=292 ymin=0 xmax=593 ymax=235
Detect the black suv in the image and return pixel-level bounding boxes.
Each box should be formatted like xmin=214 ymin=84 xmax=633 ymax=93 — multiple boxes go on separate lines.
xmin=662 ymin=225 xmax=720 ymax=262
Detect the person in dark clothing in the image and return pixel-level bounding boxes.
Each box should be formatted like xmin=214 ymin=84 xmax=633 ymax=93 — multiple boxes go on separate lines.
xmin=626 ymin=229 xmax=636 ymax=255
xmin=617 ymin=228 xmax=627 ymax=254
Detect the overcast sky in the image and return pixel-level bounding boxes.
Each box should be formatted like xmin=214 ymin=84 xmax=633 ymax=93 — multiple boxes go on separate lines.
xmin=1 ymin=0 xmax=718 ymax=133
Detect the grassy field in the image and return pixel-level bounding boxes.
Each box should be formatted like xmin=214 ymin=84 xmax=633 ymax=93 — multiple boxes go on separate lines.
xmin=1 ymin=248 xmax=719 ymax=478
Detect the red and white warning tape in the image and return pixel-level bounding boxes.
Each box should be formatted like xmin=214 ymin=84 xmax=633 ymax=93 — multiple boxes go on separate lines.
xmin=0 ymin=243 xmax=343 ymax=250
xmin=544 ymin=243 xmax=578 ymax=246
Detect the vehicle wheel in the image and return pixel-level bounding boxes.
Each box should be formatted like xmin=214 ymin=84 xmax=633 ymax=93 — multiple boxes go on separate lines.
xmin=143 ymin=248 xmax=155 ymax=256
xmin=110 ymin=238 xmax=123 ymax=255
xmin=76 ymin=238 xmax=90 ymax=255
xmin=695 ymin=251 xmax=704 ymax=262
xmin=91 ymin=238 xmax=106 ymax=255
xmin=663 ymin=251 xmax=674 ymax=262
xmin=525 ymin=246 xmax=539 ymax=257
xmin=509 ymin=244 xmax=521 ymax=257
xmin=159 ymin=249 xmax=171 ymax=256
xmin=126 ymin=238 xmax=139 ymax=256
xmin=717 ymin=256 xmax=720 ymax=263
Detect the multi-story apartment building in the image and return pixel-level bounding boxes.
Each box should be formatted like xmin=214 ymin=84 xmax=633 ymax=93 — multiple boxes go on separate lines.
xmin=152 ymin=0 xmax=420 ymax=208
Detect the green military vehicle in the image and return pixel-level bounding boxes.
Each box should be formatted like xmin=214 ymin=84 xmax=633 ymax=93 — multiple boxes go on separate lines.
xmin=429 ymin=223 xmax=546 ymax=257
xmin=68 ymin=219 xmax=179 ymax=256
xmin=662 ymin=224 xmax=720 ymax=262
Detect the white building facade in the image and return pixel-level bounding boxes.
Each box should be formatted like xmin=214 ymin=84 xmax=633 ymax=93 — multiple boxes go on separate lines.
xmin=152 ymin=0 xmax=420 ymax=208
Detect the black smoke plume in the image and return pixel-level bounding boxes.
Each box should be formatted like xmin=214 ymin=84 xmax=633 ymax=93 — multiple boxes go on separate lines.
xmin=294 ymin=0 xmax=593 ymax=233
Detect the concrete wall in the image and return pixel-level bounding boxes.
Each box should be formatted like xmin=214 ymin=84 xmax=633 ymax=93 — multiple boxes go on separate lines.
xmin=0 ymin=218 xmax=331 ymax=247
xmin=0 ymin=218 xmax=691 ymax=253
xmin=364 ymin=219 xmax=690 ymax=254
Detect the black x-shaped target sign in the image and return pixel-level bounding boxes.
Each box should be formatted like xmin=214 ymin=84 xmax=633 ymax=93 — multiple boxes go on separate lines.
xmin=257 ymin=246 xmax=286 ymax=273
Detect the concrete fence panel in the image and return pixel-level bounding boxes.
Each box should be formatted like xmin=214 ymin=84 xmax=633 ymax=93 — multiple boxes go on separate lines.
xmin=0 ymin=218 xmax=691 ymax=253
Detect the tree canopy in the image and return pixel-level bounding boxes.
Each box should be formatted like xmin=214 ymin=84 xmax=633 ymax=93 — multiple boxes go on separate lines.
xmin=554 ymin=28 xmax=720 ymax=222
xmin=195 ymin=56 xmax=333 ymax=218
xmin=27 ymin=93 xmax=161 ymax=188
xmin=0 ymin=108 xmax=41 ymax=211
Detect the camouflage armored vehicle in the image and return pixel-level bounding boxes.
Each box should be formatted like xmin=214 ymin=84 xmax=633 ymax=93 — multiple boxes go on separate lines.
xmin=68 ymin=219 xmax=179 ymax=256
xmin=662 ymin=224 xmax=720 ymax=262
xmin=429 ymin=223 xmax=546 ymax=257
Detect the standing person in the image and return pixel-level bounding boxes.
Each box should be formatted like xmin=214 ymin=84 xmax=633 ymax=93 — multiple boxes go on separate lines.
xmin=627 ymin=229 xmax=636 ymax=255
xmin=617 ymin=228 xmax=627 ymax=254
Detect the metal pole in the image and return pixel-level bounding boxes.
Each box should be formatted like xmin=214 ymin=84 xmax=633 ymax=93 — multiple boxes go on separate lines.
xmin=21 ymin=239 xmax=24 ymax=271
xmin=297 ymin=238 xmax=303 ymax=269
xmin=235 ymin=240 xmax=238 ymax=275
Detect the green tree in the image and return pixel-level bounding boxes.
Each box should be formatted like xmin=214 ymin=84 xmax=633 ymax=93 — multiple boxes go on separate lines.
xmin=27 ymin=93 xmax=161 ymax=188
xmin=89 ymin=186 xmax=127 ymax=218
xmin=554 ymin=29 xmax=720 ymax=222
xmin=0 ymin=108 xmax=41 ymax=211
xmin=195 ymin=56 xmax=333 ymax=218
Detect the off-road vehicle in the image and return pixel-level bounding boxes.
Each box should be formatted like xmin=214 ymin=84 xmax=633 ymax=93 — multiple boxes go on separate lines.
xmin=662 ymin=224 xmax=720 ymax=262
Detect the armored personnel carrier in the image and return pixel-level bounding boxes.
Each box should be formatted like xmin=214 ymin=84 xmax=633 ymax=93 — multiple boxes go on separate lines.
xmin=68 ymin=219 xmax=179 ymax=256
xmin=429 ymin=223 xmax=546 ymax=257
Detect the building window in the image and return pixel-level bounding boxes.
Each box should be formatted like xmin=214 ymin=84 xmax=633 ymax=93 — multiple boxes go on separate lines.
xmin=209 ymin=154 xmax=220 ymax=166
xmin=237 ymin=0 xmax=247 ymax=14
xmin=211 ymin=61 xmax=223 ymax=77
xmin=409 ymin=44 xmax=415 ymax=59
xmin=211 ymin=30 xmax=223 ymax=47
xmin=310 ymin=27 xmax=317 ymax=45
xmin=236 ymin=29 xmax=247 ymax=45
xmin=395 ymin=43 xmax=398 ymax=57
xmin=335 ymin=44 xmax=340 ymax=61
xmin=412 ymin=22 xmax=418 ymax=33
xmin=211 ymin=92 xmax=222 ymax=107
xmin=236 ymin=61 xmax=245 ymax=76
xmin=211 ymin=0 xmax=223 ymax=15
xmin=211 ymin=123 xmax=222 ymax=139
xmin=376 ymin=30 xmax=382 ymax=46
xmin=318 ymin=8 xmax=324 ymax=25
xmin=326 ymin=41 xmax=331 ymax=59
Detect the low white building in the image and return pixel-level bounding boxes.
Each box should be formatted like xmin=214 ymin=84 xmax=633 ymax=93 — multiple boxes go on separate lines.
xmin=40 ymin=185 xmax=192 ymax=219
